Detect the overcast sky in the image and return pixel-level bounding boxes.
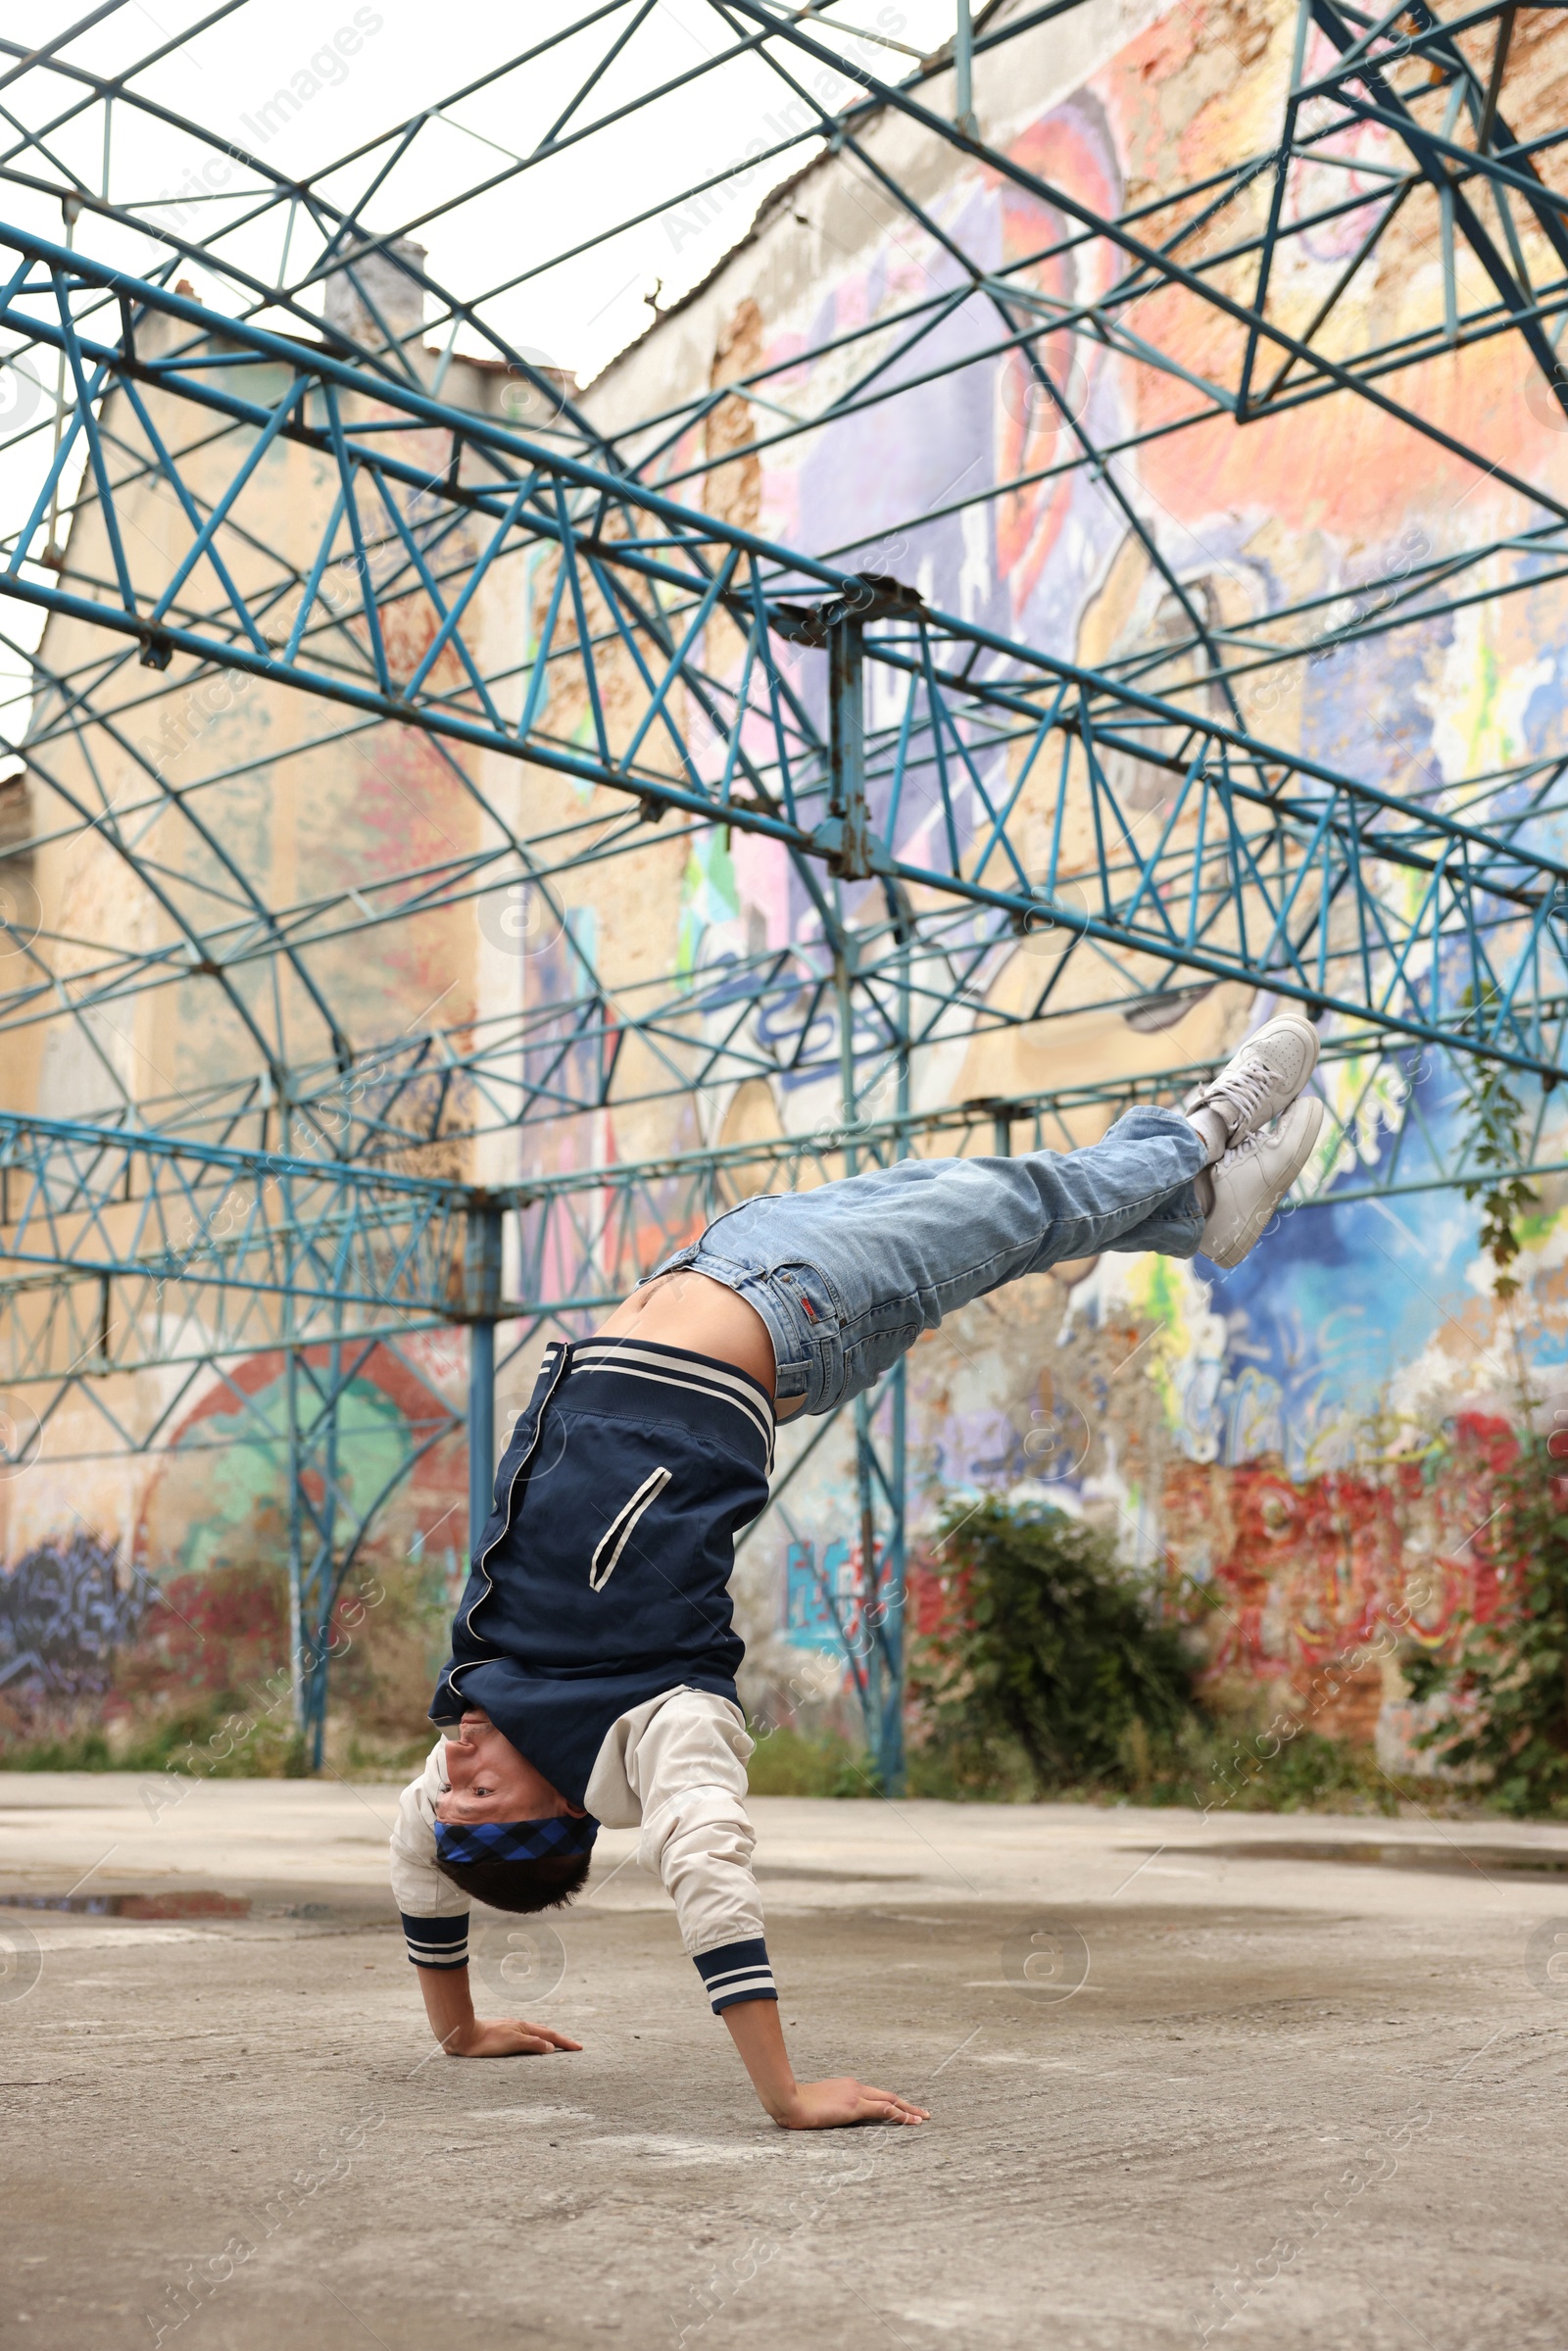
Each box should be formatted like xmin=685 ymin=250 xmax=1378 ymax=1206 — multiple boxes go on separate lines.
xmin=17 ymin=0 xmax=963 ymax=380
xmin=0 ymin=2 xmax=964 ymax=729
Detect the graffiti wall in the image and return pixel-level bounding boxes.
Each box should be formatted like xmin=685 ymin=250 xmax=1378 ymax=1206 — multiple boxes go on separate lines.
xmin=7 ymin=0 xmax=1568 ymax=1769
xmin=0 ymin=1337 xmax=469 ymax=1764
xmin=589 ymin=0 xmax=1568 ymax=1762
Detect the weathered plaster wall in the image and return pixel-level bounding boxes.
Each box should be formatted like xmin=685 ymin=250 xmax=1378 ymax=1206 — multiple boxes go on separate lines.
xmin=9 ymin=0 xmax=1568 ymax=1766
xmin=584 ymin=0 xmax=1568 ymax=1760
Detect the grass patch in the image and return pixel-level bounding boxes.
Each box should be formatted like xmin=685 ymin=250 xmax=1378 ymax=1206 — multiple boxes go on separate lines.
xmin=0 ymin=1698 xmax=305 ymax=1778
xmin=745 ymin=1727 xmax=884 ymax=1798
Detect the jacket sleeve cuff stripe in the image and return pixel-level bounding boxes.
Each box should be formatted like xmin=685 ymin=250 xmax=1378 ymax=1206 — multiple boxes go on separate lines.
xmin=401 ymin=1910 xmax=469 ymax=1969
xmin=692 ymin=1936 xmax=777 ymax=2014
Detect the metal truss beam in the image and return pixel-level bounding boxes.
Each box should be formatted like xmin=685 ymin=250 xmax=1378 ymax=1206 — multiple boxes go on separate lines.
xmin=3 ymin=232 xmax=1568 ymax=1090
xmin=4 ymin=1022 xmax=1562 ymax=1395
xmin=4 ymin=0 xmax=1564 ymax=596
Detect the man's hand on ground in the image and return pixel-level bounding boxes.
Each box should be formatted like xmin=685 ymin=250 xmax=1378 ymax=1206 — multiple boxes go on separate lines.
xmin=770 ymin=2076 xmax=928 ymax=2129
xmin=722 ymin=2000 xmax=927 ymax=2126
xmin=416 ymin=1960 xmax=581 ymax=2058
xmin=446 ymin=2017 xmax=583 ymax=2058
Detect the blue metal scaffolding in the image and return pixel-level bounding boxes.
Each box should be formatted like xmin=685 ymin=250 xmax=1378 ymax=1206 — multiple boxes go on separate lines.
xmin=1 ymin=0 xmax=1566 ymax=1776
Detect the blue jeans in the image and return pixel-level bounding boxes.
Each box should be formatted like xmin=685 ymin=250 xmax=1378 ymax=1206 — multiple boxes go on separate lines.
xmin=649 ymin=1105 xmax=1206 ymax=1414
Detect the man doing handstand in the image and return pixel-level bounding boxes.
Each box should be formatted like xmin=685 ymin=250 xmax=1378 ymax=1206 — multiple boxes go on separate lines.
xmin=391 ymin=1016 xmax=1323 ymax=2128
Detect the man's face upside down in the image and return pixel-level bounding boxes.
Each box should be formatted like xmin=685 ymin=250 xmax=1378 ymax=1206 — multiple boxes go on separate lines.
xmin=435 ymin=1708 xmax=585 ymax=1828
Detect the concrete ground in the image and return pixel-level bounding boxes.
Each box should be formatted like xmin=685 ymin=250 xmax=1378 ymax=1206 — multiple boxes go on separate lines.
xmin=2 ymin=1776 xmax=1566 ymax=2350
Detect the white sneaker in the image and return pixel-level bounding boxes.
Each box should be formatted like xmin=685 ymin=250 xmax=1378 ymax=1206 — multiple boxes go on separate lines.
xmin=1184 ymin=1012 xmax=1320 ymax=1149
xmin=1200 ymin=1095 xmax=1324 ymax=1269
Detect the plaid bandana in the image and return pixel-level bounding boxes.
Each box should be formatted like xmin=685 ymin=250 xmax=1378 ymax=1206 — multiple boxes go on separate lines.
xmin=434 ymin=1814 xmax=599 ymax=1868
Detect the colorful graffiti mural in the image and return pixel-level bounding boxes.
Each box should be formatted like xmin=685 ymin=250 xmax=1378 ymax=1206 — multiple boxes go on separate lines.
xmin=9 ymin=2 xmax=1568 ymax=1774
xmin=0 ymin=1534 xmax=146 ymax=1701
xmin=1 ymin=1342 xmax=467 ymax=1758
xmin=598 ymin=20 xmax=1568 ymax=1757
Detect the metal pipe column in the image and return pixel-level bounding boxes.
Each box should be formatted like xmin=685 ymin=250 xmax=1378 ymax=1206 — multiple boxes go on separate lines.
xmin=828 ymin=602 xmax=910 ymax=1791
xmin=464 ymin=1199 xmax=505 ymax=1559
xmin=954 ymin=0 xmax=978 ymax=138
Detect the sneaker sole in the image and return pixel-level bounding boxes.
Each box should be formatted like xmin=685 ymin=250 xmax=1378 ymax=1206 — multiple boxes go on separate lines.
xmin=1204 ymin=1097 xmax=1325 ymax=1270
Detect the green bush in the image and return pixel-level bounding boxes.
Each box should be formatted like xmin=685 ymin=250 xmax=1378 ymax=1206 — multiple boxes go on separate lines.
xmin=908 ymin=1500 xmax=1200 ymax=1797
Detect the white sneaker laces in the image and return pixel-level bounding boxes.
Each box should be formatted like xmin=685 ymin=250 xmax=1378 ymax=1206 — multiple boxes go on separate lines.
xmin=1204 ymin=1053 xmax=1275 ymax=1136
xmin=1216 ymin=1121 xmax=1270 ymax=1171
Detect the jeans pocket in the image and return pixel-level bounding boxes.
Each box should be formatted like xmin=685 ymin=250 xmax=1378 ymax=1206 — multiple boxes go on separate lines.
xmin=770 ymin=1257 xmax=852 ymax=1329
xmin=767 ymin=1265 xmax=844 ymax=1408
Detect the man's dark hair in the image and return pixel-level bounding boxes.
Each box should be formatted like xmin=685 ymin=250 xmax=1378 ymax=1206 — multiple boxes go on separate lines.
xmin=432 ymin=1849 xmax=590 ymax=1915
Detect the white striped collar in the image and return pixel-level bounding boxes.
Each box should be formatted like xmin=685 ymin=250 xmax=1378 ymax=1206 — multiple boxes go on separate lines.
xmin=567 ymin=1337 xmax=776 ymax=1465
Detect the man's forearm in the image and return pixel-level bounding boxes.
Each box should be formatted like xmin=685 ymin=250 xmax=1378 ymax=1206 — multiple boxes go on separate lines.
xmin=416 ymin=1960 xmax=477 ymax=2050
xmin=723 ymin=1996 xmax=798 ymax=2118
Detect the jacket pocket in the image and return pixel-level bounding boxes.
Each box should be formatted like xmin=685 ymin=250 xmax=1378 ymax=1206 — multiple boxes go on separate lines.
xmin=589 ymin=1466 xmax=671 ymax=1592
